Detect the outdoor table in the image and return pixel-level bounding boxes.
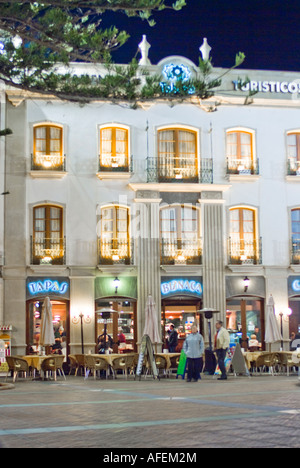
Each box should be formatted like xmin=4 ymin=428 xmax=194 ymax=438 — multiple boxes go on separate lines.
xmin=88 ymin=354 xmax=135 ymax=376
xmin=22 ymin=355 xmax=53 ymax=372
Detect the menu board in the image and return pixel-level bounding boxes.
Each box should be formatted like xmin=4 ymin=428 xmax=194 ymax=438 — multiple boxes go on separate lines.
xmin=136 ymin=335 xmax=159 ymax=380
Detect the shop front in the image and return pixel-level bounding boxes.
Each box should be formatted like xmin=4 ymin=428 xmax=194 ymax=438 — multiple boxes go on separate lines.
xmin=95 ymin=276 xmax=137 ymax=353
xmin=226 ymin=276 xmax=265 ymax=350
xmin=288 ymin=277 xmax=300 ymax=338
xmin=26 ymin=277 xmax=70 ymax=356
xmin=161 ymin=277 xmax=203 ymax=351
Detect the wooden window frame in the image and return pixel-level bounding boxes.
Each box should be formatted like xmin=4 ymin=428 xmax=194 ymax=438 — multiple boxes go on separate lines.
xmin=227 ymin=130 xmax=253 ymax=161
xmin=33 ymin=124 xmax=63 ymax=157
xmin=100 ymin=126 xmax=129 ymax=169
xmin=157 ymin=128 xmax=198 ymax=180
xmin=33 ymin=205 xmax=64 ymax=263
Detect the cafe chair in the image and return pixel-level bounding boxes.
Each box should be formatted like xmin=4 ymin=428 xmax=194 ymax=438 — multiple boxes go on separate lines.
xmin=168 ymin=354 xmax=180 ymax=376
xmin=68 ymin=354 xmax=79 ymax=376
xmin=84 ymin=355 xmax=109 ymax=379
xmin=154 ymin=354 xmax=168 ymax=377
xmin=74 ymin=354 xmax=86 ymax=376
xmin=252 ymin=353 xmax=278 ymax=376
xmin=41 ymin=356 xmax=66 ymax=381
xmin=111 ymin=355 xmax=137 ymax=380
xmin=278 ymin=353 xmax=297 ymax=376
xmin=5 ymin=356 xmax=29 ymax=383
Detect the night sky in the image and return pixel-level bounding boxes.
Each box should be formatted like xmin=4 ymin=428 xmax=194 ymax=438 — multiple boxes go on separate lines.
xmin=108 ymin=0 xmax=300 ymax=72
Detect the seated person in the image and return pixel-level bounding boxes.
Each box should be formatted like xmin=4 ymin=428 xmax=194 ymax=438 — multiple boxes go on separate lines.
xmin=248 ymin=334 xmax=260 ymax=351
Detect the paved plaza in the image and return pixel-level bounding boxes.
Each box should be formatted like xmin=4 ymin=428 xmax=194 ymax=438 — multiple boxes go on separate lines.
xmin=0 ymin=373 xmax=299 ymax=449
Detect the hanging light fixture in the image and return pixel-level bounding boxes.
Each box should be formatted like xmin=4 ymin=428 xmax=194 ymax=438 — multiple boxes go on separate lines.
xmin=244 ymin=277 xmax=250 ymax=292
xmin=113 ymin=277 xmax=120 ymax=294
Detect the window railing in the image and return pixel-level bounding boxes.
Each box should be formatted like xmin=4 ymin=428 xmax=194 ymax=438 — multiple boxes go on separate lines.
xmin=287 ymin=159 xmax=300 ymax=176
xmin=161 ymin=238 xmax=202 ymax=265
xmin=98 ymin=238 xmax=134 ymax=265
xmin=31 ymin=154 xmax=66 ymax=172
xmin=147 ymin=158 xmax=213 ymax=183
xmin=226 ymin=157 xmax=259 ymax=175
xmin=31 ymin=236 xmax=66 ymax=265
xmin=228 ymin=237 xmax=262 ymax=265
xmin=291 ymin=238 xmax=300 ymax=264
xmin=98 ymin=156 xmax=133 ymax=173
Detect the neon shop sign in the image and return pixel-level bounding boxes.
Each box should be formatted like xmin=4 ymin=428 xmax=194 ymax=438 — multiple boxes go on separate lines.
xmin=161 ymin=279 xmax=203 ymax=297
xmin=28 ymin=279 xmax=69 ymax=296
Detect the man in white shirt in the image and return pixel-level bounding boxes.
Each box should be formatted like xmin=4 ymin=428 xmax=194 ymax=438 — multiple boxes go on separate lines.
xmin=215 ymin=320 xmax=230 ymax=381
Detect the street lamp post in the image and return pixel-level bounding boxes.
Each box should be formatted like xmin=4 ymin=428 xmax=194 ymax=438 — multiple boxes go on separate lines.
xmin=79 ymin=312 xmax=84 ymax=354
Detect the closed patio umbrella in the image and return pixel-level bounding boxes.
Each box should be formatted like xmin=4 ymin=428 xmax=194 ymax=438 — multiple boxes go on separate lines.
xmin=143 ymin=296 xmax=161 ymax=349
xmin=265 ymin=294 xmax=282 ymax=349
xmin=40 ymin=296 xmax=55 ymax=353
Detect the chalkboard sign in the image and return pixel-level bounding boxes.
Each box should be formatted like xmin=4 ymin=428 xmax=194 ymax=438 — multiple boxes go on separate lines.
xmin=136 ymin=335 xmax=159 ymax=380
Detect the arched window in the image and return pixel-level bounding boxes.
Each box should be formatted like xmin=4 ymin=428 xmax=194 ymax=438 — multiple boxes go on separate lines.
xmin=226 ymin=130 xmax=257 ymax=175
xmin=158 ymin=128 xmax=198 ymax=182
xmin=99 ymin=126 xmax=129 ymax=171
xmin=229 ymin=207 xmax=260 ymax=264
xmin=32 ymin=205 xmax=64 ymax=265
xmin=33 ymin=124 xmax=64 ymax=170
xmin=160 ymin=205 xmax=201 ymax=264
xmin=99 ymin=205 xmax=131 ymax=264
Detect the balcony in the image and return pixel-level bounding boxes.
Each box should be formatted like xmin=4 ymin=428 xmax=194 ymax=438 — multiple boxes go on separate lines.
xmin=30 ymin=154 xmax=66 ymax=178
xmin=226 ymin=157 xmax=259 ymax=177
xmin=31 ymin=236 xmax=66 ymax=265
xmin=291 ymin=238 xmax=300 ymax=264
xmin=97 ymin=156 xmax=133 ymax=180
xmin=98 ymin=238 xmax=134 ymax=265
xmin=287 ymin=159 xmax=300 ymax=177
xmin=228 ymin=237 xmax=262 ymax=266
xmin=146 ymin=158 xmax=213 ymax=184
xmin=161 ymin=238 xmax=202 ymax=265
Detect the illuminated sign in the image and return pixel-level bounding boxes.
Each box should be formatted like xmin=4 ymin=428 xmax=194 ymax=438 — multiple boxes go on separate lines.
xmin=292 ymin=279 xmax=300 ymax=292
xmin=161 ymin=278 xmax=203 ymax=297
xmin=233 ymin=80 xmax=300 ymax=94
xmin=27 ymin=278 xmax=69 ymax=298
xmin=160 ymin=63 xmax=195 ymax=95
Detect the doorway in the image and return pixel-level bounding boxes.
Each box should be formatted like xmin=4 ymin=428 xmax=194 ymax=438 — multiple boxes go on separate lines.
xmin=161 ymin=298 xmax=203 ymax=351
xmin=226 ymin=297 xmax=265 ymax=350
xmin=95 ymin=299 xmax=137 ymax=353
xmin=26 ymin=299 xmax=70 ymax=356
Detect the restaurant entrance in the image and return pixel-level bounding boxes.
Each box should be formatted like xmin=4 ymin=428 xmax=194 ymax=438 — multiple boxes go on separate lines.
xmin=226 ymin=297 xmax=265 ymax=350
xmin=95 ymin=299 xmax=137 ymax=354
xmin=26 ymin=299 xmax=70 ymax=357
xmin=162 ymin=298 xmax=203 ymax=352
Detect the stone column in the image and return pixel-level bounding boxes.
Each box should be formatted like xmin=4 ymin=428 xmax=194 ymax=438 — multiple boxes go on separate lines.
xmin=133 ymin=191 xmax=162 ymax=346
xmin=200 ymin=192 xmax=226 ymax=340
xmin=3 ymin=100 xmax=27 ymax=354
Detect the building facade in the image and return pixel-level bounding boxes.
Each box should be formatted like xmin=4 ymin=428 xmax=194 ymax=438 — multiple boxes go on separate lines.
xmin=1 ymin=42 xmax=300 ymax=355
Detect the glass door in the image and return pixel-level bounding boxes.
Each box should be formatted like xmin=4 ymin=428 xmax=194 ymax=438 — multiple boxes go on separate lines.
xmin=226 ymin=298 xmax=265 ymax=350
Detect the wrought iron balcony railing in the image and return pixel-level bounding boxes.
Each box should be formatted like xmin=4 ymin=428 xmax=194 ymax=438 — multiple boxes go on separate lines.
xmin=228 ymin=237 xmax=262 ymax=265
xmin=98 ymin=155 xmax=134 ymax=173
xmin=291 ymin=238 xmax=300 ymax=264
xmin=98 ymin=238 xmax=134 ymax=265
xmin=287 ymin=159 xmax=300 ymax=176
xmin=161 ymin=238 xmax=202 ymax=265
xmin=146 ymin=158 xmax=213 ymax=184
xmin=226 ymin=157 xmax=259 ymax=175
xmin=31 ymin=154 xmax=66 ymax=172
xmin=31 ymin=236 xmax=66 ymax=265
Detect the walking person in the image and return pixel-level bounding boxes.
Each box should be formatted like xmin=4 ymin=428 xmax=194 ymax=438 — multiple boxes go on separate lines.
xmin=183 ymin=325 xmax=204 ymax=382
xmin=214 ymin=320 xmax=230 ymax=381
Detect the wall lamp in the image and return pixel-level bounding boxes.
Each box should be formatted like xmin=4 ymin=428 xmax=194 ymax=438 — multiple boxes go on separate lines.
xmin=244 ymin=277 xmax=250 ymax=293
xmin=114 ymin=277 xmax=120 ymax=294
